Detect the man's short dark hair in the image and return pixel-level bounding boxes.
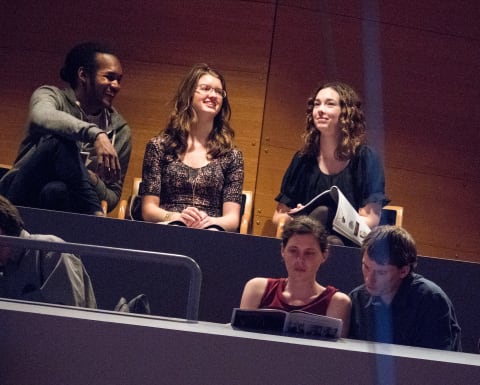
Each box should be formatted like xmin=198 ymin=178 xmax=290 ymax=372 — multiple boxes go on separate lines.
xmin=0 ymin=195 xmax=24 ymax=236
xmin=361 ymin=225 xmax=417 ymax=270
xmin=59 ymin=41 xmax=116 ymax=88
xmin=281 ymin=215 xmax=328 ymax=253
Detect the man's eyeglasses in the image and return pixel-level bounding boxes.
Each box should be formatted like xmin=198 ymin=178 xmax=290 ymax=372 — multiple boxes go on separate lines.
xmin=196 ymin=84 xmax=226 ymax=98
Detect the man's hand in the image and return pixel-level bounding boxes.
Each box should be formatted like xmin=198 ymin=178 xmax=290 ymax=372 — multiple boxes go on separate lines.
xmin=94 ymin=132 xmax=121 ymax=183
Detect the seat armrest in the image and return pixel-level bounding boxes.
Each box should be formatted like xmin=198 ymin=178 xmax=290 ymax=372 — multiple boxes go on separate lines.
xmin=101 ymin=200 xmax=108 ymax=216
xmin=275 ymin=216 xmax=287 ymax=238
xmin=117 ymin=199 xmax=128 ymax=219
xmin=239 ymin=190 xmax=253 ymax=234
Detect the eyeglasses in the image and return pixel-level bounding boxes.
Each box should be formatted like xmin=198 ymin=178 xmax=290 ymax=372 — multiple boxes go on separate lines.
xmin=196 ymin=84 xmax=227 ymax=98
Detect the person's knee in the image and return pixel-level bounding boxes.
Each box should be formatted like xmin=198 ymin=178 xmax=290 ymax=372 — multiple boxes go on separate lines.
xmin=38 ymin=136 xmax=82 ymax=171
xmin=40 ymin=181 xmax=71 ymax=210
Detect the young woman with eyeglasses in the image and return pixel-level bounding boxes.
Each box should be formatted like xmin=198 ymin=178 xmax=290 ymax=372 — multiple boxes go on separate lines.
xmin=139 ymin=63 xmax=244 ymax=231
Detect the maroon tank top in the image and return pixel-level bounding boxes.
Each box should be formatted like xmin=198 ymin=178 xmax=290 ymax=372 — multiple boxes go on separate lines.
xmin=259 ymin=277 xmax=338 ymax=315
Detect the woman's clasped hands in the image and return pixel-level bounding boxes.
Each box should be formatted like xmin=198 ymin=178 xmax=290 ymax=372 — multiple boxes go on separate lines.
xmin=180 ymin=206 xmax=215 ymax=229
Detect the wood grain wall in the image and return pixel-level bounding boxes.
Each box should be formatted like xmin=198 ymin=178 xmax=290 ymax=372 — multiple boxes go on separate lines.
xmin=0 ymin=0 xmax=478 ymax=262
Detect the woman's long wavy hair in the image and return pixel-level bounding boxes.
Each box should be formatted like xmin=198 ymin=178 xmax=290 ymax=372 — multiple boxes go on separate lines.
xmin=300 ymin=81 xmax=366 ymax=160
xmin=160 ymin=63 xmax=234 ymax=159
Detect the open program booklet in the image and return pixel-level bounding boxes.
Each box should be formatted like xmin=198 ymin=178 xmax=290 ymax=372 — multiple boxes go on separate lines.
xmin=231 ymin=308 xmax=343 ymax=340
xmin=289 ymin=185 xmax=371 ymax=246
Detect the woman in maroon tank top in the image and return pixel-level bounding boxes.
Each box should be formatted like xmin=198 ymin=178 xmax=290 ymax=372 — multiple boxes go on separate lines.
xmin=239 ymin=215 xmax=351 ymax=337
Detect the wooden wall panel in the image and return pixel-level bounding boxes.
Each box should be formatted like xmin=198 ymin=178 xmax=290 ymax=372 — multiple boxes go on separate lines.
xmin=387 ymin=168 xmax=480 ymax=261
xmin=1 ymin=0 xmax=275 ymax=72
xmin=0 ymin=0 xmax=275 ymax=216
xmin=378 ymin=1 xmax=480 ymax=39
xmin=0 ymin=0 xmax=478 ymax=261
xmin=253 ymin=0 xmax=480 ymax=262
xmin=0 ymin=49 xmax=65 ymax=164
xmin=377 ymin=3 xmax=480 ymax=261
